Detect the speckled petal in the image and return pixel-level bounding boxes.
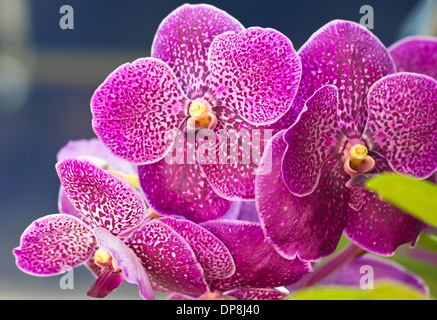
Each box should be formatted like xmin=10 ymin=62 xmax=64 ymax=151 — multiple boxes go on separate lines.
xmin=160 ymin=217 xmax=235 ymax=282
xmin=255 ymin=131 xmax=350 ymax=261
xmin=56 ymin=138 xmax=136 ymax=174
xmin=125 ymin=219 xmax=208 ymax=297
xmin=282 ymin=85 xmax=346 ymax=196
xmin=56 ymin=158 xmax=148 ymax=237
xmin=389 ymin=36 xmax=437 ymax=80
xmin=207 ymin=27 xmax=301 ymax=125
xmin=201 ymin=220 xmax=312 ymax=292
xmin=344 ymin=153 xmax=423 ymax=256
xmin=92 ymin=227 xmax=155 ymax=300
xmin=152 ymin=3 xmax=244 ymax=99
xmin=318 ymin=255 xmax=429 ymax=296
xmin=138 ymin=132 xmax=232 ymax=223
xmin=364 ymin=72 xmax=437 ymax=178
xmin=13 ymin=214 xmax=96 ymax=276
xmin=225 ymin=288 xmax=287 ymax=300
xmin=296 ymin=20 xmax=395 ymax=137
xmin=91 ymin=58 xmax=189 ymax=164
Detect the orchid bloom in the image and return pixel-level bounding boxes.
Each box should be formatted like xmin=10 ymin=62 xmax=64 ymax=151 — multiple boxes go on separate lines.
xmin=91 ymin=3 xmax=302 ymax=222
xmin=13 ymin=158 xmax=154 ymax=299
xmin=255 ymin=20 xmax=437 ymax=262
xmin=14 ymin=157 xmax=240 ymax=299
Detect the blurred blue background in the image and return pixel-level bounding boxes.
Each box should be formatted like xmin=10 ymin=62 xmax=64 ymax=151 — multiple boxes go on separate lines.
xmin=0 ymin=0 xmax=434 ymax=299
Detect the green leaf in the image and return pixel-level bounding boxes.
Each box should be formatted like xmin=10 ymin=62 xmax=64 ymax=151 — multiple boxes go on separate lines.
xmin=365 ymin=173 xmax=437 ymax=228
xmin=285 ymin=281 xmax=428 ymax=300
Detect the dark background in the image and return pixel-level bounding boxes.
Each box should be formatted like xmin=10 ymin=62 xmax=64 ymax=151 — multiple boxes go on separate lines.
xmin=0 ymin=0 xmax=431 ymax=299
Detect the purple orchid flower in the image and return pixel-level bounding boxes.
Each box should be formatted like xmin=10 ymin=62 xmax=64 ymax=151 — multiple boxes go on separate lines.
xmin=13 ymin=158 xmax=155 ymax=298
xmin=14 ymin=157 xmax=244 ymax=299
xmin=159 ymin=220 xmax=311 ymax=300
xmin=90 ymin=3 xmax=302 ymax=222
xmin=255 ymin=20 xmax=437 ymax=262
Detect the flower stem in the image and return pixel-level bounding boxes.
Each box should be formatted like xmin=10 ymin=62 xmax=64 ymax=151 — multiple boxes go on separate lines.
xmin=297 ymin=243 xmax=366 ymax=289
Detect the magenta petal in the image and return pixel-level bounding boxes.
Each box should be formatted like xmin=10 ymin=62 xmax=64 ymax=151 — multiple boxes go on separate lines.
xmin=91 ymin=58 xmax=189 ymax=164
xmin=208 ymin=27 xmax=301 ymax=125
xmin=13 ymin=214 xmax=96 ymax=276
xmin=318 ymin=255 xmax=429 ymax=296
xmin=159 ymin=217 xmax=235 ymax=282
xmin=138 ymin=132 xmax=232 ymax=223
xmin=364 ymin=72 xmax=437 ymax=178
xmin=225 ymin=288 xmax=287 ymax=300
xmin=255 ymin=131 xmax=350 ymax=261
xmin=56 ymin=158 xmax=148 ymax=237
xmin=296 ymin=20 xmax=395 ymax=137
xmin=282 ymin=85 xmax=346 ymax=196
xmin=126 ymin=219 xmax=208 ymax=297
xmin=344 ymin=153 xmax=423 ymax=256
xmin=92 ymin=227 xmax=155 ymax=300
xmin=57 ymin=186 xmax=82 ymax=219
xmin=201 ymin=220 xmax=312 ymax=292
xmin=152 ymin=3 xmax=244 ymax=99
xmin=87 ymin=269 xmax=124 ymax=299
xmin=389 ymin=36 xmax=437 ymax=80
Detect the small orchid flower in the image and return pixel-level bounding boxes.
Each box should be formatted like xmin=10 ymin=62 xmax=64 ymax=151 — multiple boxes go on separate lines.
xmin=255 ymin=20 xmax=437 ymax=262
xmin=14 ymin=157 xmax=239 ymax=299
xmin=90 ymin=4 xmax=302 ymax=221
xmin=13 ymin=158 xmax=154 ymax=298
